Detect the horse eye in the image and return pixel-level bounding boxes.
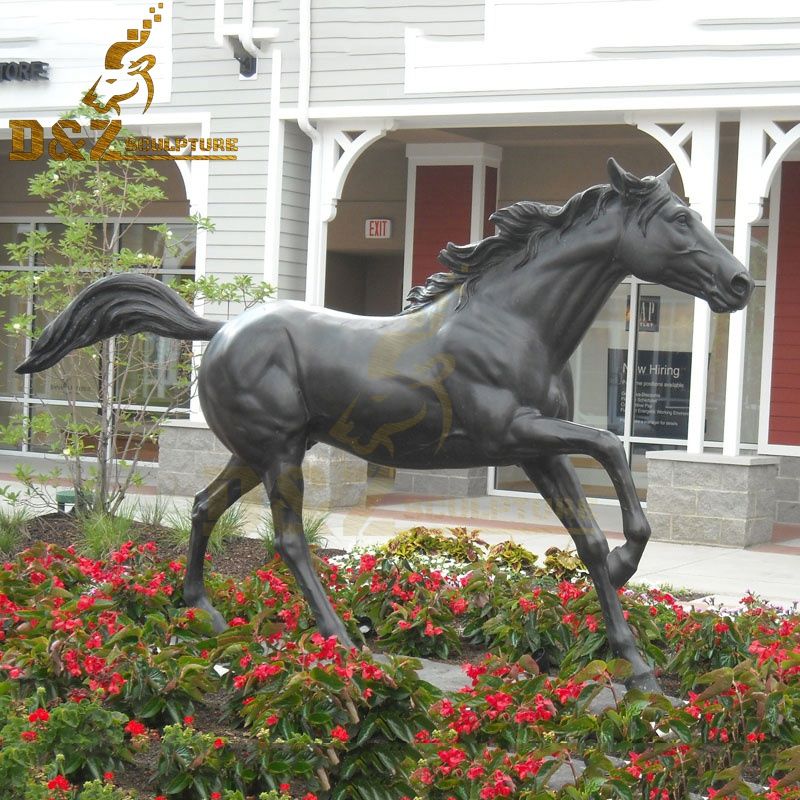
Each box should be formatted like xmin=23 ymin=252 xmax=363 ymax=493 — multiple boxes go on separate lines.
xmin=674 ymin=213 xmax=688 ymax=226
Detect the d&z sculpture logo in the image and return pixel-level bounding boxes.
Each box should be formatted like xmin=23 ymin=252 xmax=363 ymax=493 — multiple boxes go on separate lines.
xmin=8 ymin=3 xmax=238 ymax=162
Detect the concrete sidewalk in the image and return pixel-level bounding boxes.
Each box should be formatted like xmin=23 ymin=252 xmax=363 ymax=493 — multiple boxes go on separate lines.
xmin=0 ymin=455 xmax=797 ymax=609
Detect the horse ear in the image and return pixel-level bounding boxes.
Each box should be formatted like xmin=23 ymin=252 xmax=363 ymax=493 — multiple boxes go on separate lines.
xmin=657 ymin=164 xmax=676 ymax=185
xmin=607 ymin=158 xmax=638 ymax=196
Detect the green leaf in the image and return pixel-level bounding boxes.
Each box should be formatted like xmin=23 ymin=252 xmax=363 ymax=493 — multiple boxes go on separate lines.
xmin=310 ymin=666 xmax=346 ymax=691
xmin=165 ymin=772 xmax=193 ymax=794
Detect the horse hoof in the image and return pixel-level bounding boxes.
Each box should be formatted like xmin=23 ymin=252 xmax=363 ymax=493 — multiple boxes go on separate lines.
xmin=188 ymin=595 xmax=228 ymax=634
xmin=606 ymin=547 xmax=637 ymax=589
xmin=626 ymin=670 xmax=662 ymax=694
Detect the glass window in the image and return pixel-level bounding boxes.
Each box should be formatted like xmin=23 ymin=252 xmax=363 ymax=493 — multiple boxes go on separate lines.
xmin=0 ymin=223 xmax=30 ymax=398
xmin=1 ymin=219 xmax=196 ymax=459
xmin=119 ymin=222 xmax=196 ymax=273
xmin=705 ymin=225 xmax=768 ymax=445
xmin=630 ymin=286 xmax=694 ymax=439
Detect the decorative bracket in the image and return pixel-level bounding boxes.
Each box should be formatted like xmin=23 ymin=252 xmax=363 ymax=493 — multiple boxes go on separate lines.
xmin=317 ymin=120 xmax=397 ymax=223
xmin=737 ymin=111 xmax=800 ymax=224
xmin=632 ymin=113 xmax=719 ymax=216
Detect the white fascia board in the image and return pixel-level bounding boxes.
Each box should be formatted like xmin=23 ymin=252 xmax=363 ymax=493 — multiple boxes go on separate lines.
xmin=278 ymin=89 xmax=800 ymax=125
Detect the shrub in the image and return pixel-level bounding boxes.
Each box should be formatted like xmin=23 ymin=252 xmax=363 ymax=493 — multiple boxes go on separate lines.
xmin=0 ymin=506 xmax=30 ymax=555
xmin=380 ymin=526 xmax=486 ymax=563
xmin=259 ymin=511 xmax=329 ymax=558
xmin=166 ymin=503 xmax=249 ymax=554
xmin=156 ymin=722 xmax=249 ymax=797
xmin=76 ymin=511 xmax=134 ymax=559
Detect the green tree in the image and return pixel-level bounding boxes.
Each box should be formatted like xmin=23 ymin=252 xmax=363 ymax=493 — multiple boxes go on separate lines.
xmin=0 ymin=107 xmax=272 ymax=515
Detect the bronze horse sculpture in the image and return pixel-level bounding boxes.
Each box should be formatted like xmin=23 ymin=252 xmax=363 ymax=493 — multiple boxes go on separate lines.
xmin=17 ymin=159 xmax=752 ymax=691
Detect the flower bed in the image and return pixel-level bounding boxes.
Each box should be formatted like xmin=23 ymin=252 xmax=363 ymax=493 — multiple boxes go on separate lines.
xmin=0 ymin=528 xmax=798 ymax=799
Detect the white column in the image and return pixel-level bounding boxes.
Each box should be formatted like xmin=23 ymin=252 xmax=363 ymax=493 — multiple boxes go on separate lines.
xmin=685 ymin=117 xmax=719 ymax=453
xmin=723 ymin=119 xmax=765 ymax=456
xmin=634 ymin=113 xmax=721 ymax=454
xmin=264 ymin=48 xmax=284 ymax=290
xmin=304 ymin=130 xmax=335 ymax=306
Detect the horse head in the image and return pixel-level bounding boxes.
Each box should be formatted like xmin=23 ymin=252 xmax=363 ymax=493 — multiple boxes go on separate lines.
xmin=82 ymin=20 xmax=158 ymax=115
xmin=609 ymin=158 xmax=753 ymax=313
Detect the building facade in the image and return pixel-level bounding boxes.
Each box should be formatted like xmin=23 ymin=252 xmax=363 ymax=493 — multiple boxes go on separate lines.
xmin=2 ymin=0 xmax=800 ymax=543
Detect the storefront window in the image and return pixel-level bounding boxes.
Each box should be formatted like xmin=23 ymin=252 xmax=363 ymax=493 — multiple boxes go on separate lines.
xmin=0 ymin=220 xmax=195 ymax=459
xmin=704 ymin=225 xmax=767 ymax=445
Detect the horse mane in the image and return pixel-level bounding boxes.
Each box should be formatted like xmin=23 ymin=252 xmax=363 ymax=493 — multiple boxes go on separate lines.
xmin=402 ymin=173 xmax=674 ymax=313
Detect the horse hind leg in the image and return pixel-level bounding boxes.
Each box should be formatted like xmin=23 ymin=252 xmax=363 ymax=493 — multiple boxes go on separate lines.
xmin=523 ymin=455 xmax=660 ymax=692
xmin=184 ymin=455 xmax=261 ymax=633
xmin=260 ymin=443 xmax=355 ymax=648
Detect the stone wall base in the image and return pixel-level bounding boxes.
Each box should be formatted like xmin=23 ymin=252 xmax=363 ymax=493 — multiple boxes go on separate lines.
xmin=394 ymin=467 xmax=488 ymax=497
xmin=646 ymin=451 xmax=779 ymax=547
xmin=158 ymin=421 xmax=367 ymax=509
xmin=776 ymin=456 xmax=800 ymax=523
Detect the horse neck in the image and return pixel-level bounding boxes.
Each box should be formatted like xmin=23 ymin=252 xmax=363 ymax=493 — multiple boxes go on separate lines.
xmin=478 ymin=209 xmax=626 ymax=368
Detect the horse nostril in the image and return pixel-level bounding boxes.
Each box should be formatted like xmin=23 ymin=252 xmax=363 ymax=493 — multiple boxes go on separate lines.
xmin=731 ymin=272 xmax=753 ymax=298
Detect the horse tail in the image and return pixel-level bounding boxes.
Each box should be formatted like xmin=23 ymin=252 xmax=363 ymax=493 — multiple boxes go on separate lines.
xmin=16 ymin=273 xmax=224 ymax=374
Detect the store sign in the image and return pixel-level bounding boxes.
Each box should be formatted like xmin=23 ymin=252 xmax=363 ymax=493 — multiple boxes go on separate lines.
xmin=7 ymin=2 xmax=237 ymax=163
xmin=0 ymin=62 xmax=49 ymax=82
xmin=607 ymin=349 xmax=692 ymax=439
xmin=625 ymin=294 xmax=660 ymax=332
xmin=365 ymin=219 xmax=392 ymax=239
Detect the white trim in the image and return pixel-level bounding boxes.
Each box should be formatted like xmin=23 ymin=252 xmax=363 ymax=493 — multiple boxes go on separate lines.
xmin=404 ymin=142 xmax=503 ymax=166
xmin=759 ymin=175 xmax=782 ymax=454
xmin=402 ymin=157 xmax=417 ymax=304
xmin=264 ymin=48 xmax=284 ymax=289
xmin=278 ymin=95 xmax=800 ymax=124
xmin=470 ymin=164 xmax=485 ymax=243
xmin=758 ymin=443 xmax=800 ymax=457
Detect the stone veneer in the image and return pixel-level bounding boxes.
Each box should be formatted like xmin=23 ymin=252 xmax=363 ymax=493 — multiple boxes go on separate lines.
xmin=393 ymin=466 xmax=488 ymax=497
xmin=645 ymin=451 xmax=779 ymax=547
xmin=775 ymin=456 xmax=800 ymax=524
xmin=158 ymin=420 xmax=367 ymax=509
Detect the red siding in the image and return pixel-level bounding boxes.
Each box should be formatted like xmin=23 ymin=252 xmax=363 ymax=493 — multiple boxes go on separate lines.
xmin=769 ymin=162 xmax=800 ymax=445
xmin=411 ymin=165 xmax=472 ymax=288
xmin=484 ymin=167 xmax=498 ymax=237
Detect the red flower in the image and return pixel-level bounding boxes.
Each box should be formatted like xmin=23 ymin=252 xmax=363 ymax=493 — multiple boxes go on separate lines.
xmin=330 ymin=725 xmax=349 ymax=742
xmin=124 ymin=720 xmax=147 ymax=736
xmin=183 ymin=715 xmax=194 ymax=725
xmin=28 ymin=708 xmax=49 ymax=723
xmin=103 ymin=772 xmax=115 ymax=782
xmin=211 ymin=794 xmax=221 ymax=800
xmin=20 ymin=730 xmax=37 ymax=742
xmin=279 ymin=783 xmax=291 ymax=792
xmin=449 ymin=596 xmax=468 ymax=615
xmin=437 ymin=747 xmax=466 ymax=774
xmin=213 ymin=737 xmax=225 ymax=749
xmin=47 ymin=775 xmax=71 ymax=791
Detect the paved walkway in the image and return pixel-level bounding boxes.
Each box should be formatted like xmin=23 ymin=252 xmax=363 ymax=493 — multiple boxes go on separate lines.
xmin=0 ymin=455 xmax=797 ymax=609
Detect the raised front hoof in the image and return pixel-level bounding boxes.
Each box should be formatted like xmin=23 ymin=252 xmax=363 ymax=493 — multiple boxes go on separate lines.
xmin=625 ymin=669 xmax=662 ymax=694
xmin=606 ymin=547 xmax=638 ymax=590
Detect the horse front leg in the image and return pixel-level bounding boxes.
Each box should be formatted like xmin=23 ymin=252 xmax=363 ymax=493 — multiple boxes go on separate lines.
xmin=184 ymin=456 xmax=261 ymax=633
xmin=523 ymin=454 xmax=659 ymax=692
xmin=507 ymin=414 xmax=649 ymax=589
xmin=262 ymin=449 xmax=355 ymax=648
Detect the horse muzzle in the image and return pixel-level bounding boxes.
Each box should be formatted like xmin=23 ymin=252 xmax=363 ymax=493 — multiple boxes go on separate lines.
xmin=709 ymin=270 xmax=754 ymax=312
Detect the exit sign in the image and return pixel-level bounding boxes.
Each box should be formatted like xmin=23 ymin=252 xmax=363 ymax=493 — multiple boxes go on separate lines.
xmin=365 ymin=218 xmax=392 ymax=239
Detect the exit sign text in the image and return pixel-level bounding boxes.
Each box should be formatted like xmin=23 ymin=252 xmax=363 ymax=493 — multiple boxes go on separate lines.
xmin=365 ymin=218 xmax=392 ymax=239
